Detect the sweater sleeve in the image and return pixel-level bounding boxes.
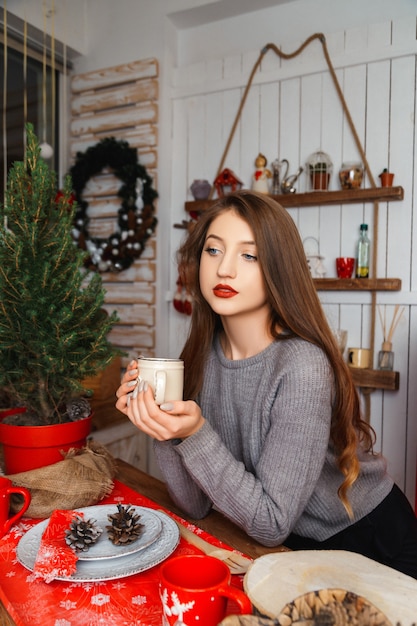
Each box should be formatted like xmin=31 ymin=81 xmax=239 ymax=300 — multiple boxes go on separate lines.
xmin=154 ymin=343 xmax=334 ymax=546
xmin=153 ymin=437 xmax=213 ymax=518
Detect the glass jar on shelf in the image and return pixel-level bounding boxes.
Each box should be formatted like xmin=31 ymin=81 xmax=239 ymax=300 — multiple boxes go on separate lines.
xmin=190 ymin=179 xmax=212 ymax=200
xmin=339 ymin=162 xmax=364 ymax=189
xmin=378 ymin=341 xmax=394 ymax=370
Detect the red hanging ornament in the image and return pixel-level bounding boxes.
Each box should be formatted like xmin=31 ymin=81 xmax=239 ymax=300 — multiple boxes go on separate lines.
xmin=173 ymin=278 xmax=185 ymax=314
xmin=183 ymin=293 xmax=192 ymax=315
xmin=55 ymin=190 xmax=76 ymax=208
xmin=173 ymin=277 xmax=192 ymax=315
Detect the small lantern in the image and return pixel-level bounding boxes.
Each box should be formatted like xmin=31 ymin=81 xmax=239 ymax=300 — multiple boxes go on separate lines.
xmin=306 ymin=150 xmax=333 ymax=191
xmin=214 ymin=168 xmax=243 ymax=198
xmin=303 ymin=237 xmax=326 ymax=278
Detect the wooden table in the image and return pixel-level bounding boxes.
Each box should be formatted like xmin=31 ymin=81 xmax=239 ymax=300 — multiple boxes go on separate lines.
xmin=0 ymin=458 xmax=287 ymax=625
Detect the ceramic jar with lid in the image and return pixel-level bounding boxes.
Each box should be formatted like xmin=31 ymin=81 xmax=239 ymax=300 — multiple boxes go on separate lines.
xmin=190 ymin=179 xmax=212 ymax=200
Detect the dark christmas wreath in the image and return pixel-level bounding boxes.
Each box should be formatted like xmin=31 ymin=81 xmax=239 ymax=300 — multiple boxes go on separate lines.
xmin=69 ymin=137 xmax=158 ymax=272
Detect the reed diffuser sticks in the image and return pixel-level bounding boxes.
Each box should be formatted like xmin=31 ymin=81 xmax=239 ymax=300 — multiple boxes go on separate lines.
xmin=378 ymin=304 xmax=405 ymax=345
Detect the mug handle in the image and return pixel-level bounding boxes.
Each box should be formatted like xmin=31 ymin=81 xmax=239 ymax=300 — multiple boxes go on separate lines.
xmin=154 ymin=370 xmax=167 ymax=405
xmin=218 ymin=585 xmax=252 ymax=615
xmin=4 ymin=486 xmax=31 ymax=533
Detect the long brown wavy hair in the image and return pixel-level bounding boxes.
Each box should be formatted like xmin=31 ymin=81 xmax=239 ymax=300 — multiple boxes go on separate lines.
xmin=177 ymin=190 xmax=374 ymax=515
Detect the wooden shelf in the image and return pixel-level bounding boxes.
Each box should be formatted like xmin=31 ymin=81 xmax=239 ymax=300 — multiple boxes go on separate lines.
xmin=349 ymin=368 xmax=399 ymax=391
xmin=313 ymin=278 xmax=401 ymax=291
xmin=183 ymin=191 xmax=403 ymax=293
xmin=185 ymin=186 xmax=404 ymax=213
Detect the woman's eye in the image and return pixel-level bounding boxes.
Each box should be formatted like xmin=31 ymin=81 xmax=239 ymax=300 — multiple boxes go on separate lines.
xmin=242 ymin=253 xmax=257 ymax=261
xmin=204 ymin=246 xmax=220 ymax=256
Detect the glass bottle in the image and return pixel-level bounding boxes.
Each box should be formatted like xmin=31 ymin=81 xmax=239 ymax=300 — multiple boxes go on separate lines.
xmin=378 ymin=341 xmax=394 ymax=370
xmin=356 ymin=223 xmax=370 ymax=278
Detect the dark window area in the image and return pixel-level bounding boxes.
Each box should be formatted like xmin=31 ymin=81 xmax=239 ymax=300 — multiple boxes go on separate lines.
xmin=0 ymin=46 xmax=59 ymax=199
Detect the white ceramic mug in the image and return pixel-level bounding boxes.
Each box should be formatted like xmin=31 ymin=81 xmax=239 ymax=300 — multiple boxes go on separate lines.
xmin=348 ymin=347 xmax=371 ymax=369
xmin=137 ymin=357 xmax=184 ymax=404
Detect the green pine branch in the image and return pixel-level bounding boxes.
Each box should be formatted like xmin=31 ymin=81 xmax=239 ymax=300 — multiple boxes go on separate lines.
xmin=0 ymin=124 xmax=122 ymax=423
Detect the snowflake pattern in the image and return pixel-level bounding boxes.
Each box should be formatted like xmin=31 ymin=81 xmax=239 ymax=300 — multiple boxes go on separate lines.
xmin=11 ymin=521 xmax=33 ymax=539
xmin=54 ymin=619 xmax=71 ymax=626
xmin=91 ymin=593 xmax=110 ymax=607
xmin=59 ymin=599 xmax=77 ymax=611
xmin=80 ymin=581 xmax=98 ymax=591
xmin=111 ymin=580 xmax=127 ymax=591
xmin=132 ymin=594 xmax=147 ymax=606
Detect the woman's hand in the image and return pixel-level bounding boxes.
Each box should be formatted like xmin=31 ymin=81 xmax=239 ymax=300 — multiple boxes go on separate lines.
xmin=128 ymin=381 xmax=205 ymax=441
xmin=115 ymin=359 xmax=139 ymax=416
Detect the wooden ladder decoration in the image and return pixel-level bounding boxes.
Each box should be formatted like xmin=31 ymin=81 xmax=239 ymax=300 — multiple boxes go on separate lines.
xmin=209 ymin=34 xmax=381 ymax=419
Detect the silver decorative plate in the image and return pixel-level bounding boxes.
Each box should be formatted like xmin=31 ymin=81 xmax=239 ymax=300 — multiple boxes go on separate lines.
xmin=17 ymin=509 xmax=180 ymax=582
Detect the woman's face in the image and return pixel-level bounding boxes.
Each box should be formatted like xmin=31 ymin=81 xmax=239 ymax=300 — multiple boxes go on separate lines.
xmin=199 ymin=209 xmax=269 ymax=321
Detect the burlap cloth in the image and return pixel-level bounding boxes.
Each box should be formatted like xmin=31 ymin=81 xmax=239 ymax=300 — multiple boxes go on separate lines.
xmin=6 ymin=440 xmax=117 ymax=518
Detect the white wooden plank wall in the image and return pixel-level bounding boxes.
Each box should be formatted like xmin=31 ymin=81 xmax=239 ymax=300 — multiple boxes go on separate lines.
xmin=70 ymin=58 xmax=159 ymax=365
xmin=169 ymin=18 xmax=417 ymax=504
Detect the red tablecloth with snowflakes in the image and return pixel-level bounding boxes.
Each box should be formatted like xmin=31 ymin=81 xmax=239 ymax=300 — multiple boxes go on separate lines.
xmin=0 ymin=480 xmax=245 ymax=626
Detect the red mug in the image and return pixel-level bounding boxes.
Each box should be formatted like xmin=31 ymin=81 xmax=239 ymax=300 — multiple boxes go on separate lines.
xmin=160 ymin=554 xmax=252 ymax=625
xmin=0 ymin=476 xmax=31 ymax=538
xmin=336 ymin=257 xmax=355 ymax=279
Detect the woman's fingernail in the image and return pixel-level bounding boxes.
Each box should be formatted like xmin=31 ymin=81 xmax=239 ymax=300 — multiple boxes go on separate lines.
xmin=127 ymin=394 xmax=131 ymax=407
xmin=160 ymin=402 xmax=174 ymax=411
xmin=143 ymin=381 xmax=148 ymax=392
xmin=129 ymin=369 xmax=138 ymax=377
xmin=127 ymin=379 xmax=137 ymax=387
xmin=132 ymin=381 xmax=141 ymax=399
xmin=132 ymin=380 xmax=146 ymax=399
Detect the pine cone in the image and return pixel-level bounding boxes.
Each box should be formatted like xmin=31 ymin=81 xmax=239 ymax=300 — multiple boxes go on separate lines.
xmin=65 ymin=515 xmax=103 ymax=552
xmin=106 ymin=504 xmax=144 ymax=546
xmin=66 ymin=397 xmax=91 ymax=421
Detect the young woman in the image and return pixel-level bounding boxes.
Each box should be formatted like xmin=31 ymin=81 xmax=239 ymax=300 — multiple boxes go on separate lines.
xmin=116 ymin=190 xmax=417 ymax=578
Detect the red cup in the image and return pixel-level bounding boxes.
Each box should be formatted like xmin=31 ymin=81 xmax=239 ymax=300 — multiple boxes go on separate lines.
xmin=0 ymin=476 xmax=31 ymax=538
xmin=160 ymin=554 xmax=252 ymax=625
xmin=336 ymin=257 xmax=355 ymax=279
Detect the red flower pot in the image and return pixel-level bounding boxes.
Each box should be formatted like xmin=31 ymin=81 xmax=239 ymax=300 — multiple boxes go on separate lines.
xmin=0 ymin=412 xmax=92 ymax=474
xmin=379 ymin=172 xmax=394 ymax=187
xmin=310 ymin=171 xmax=330 ymax=190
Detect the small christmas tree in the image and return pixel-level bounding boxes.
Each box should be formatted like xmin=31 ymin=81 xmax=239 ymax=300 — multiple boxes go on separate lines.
xmin=0 ymin=124 xmax=120 ymax=424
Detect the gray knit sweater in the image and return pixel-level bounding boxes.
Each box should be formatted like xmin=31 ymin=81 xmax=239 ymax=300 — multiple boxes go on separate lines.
xmin=154 ymin=336 xmax=393 ymax=546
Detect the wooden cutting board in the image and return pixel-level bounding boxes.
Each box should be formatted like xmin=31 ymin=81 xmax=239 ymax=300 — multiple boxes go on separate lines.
xmin=243 ymin=550 xmax=417 ymax=625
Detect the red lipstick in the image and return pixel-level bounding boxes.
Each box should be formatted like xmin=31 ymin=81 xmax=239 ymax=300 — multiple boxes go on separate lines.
xmin=213 ymin=284 xmax=238 ymax=298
